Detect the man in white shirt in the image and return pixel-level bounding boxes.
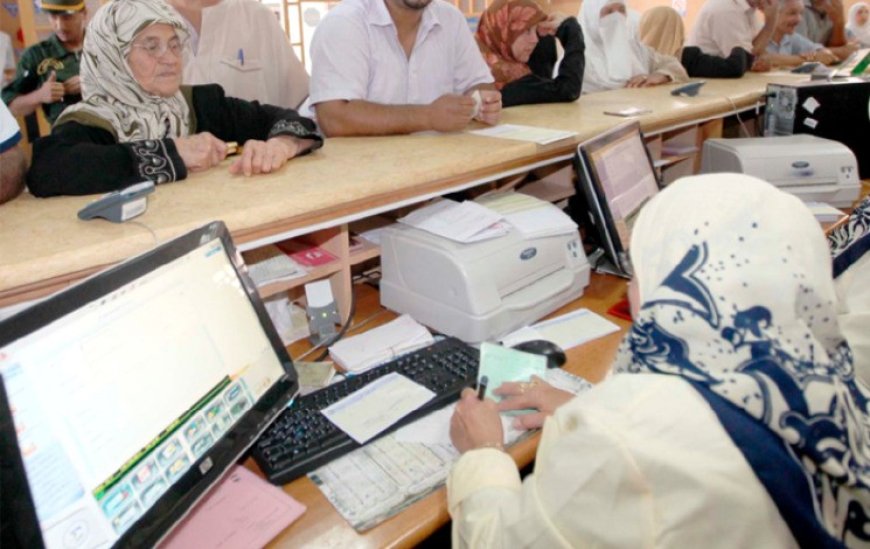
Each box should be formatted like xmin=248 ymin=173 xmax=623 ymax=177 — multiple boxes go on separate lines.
xmin=688 ymin=0 xmax=780 ymax=69
xmin=305 ymin=0 xmax=501 ymax=136
xmin=168 ymin=0 xmax=309 ymax=109
xmin=0 ymin=102 xmax=25 ymax=204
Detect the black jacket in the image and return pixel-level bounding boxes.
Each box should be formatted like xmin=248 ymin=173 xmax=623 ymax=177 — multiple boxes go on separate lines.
xmin=681 ymin=46 xmax=753 ymax=78
xmin=501 ymin=18 xmax=585 ymax=107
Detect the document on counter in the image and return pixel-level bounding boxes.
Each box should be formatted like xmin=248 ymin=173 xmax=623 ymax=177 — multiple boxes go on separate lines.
xmin=312 ymin=368 xmax=592 ymax=532
xmin=399 ymin=198 xmax=508 ymax=243
xmin=501 ymin=308 xmax=620 ymax=350
xmin=161 ymin=465 xmax=305 ymax=549
xmin=321 ymin=372 xmax=436 ymax=444
xmin=470 ymin=123 xmax=577 ymax=145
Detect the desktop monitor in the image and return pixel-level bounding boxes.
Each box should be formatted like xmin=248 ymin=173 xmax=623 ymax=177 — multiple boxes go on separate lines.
xmin=0 ymin=221 xmax=298 ymax=548
xmin=573 ymin=121 xmax=660 ymax=278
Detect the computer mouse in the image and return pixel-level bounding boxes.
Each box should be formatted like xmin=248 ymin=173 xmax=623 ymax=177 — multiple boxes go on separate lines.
xmin=511 ymin=339 xmax=567 ymax=369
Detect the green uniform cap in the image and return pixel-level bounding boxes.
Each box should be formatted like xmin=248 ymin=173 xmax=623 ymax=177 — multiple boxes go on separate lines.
xmin=40 ymin=0 xmax=85 ymax=14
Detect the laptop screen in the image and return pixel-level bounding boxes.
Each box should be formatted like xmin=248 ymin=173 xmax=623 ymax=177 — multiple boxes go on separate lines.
xmin=0 ymin=222 xmax=297 ymax=548
xmin=575 ymin=121 xmax=659 ymax=277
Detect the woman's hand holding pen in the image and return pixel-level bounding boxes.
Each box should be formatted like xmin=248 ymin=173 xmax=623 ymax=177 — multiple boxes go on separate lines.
xmin=450 ymin=388 xmax=504 ymax=453
xmin=496 ymin=376 xmax=573 ymax=430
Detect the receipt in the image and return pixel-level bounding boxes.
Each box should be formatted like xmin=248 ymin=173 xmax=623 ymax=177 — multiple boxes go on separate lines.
xmin=471 ymin=89 xmax=482 ymax=119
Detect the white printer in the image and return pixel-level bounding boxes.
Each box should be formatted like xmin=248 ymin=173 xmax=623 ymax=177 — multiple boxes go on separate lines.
xmin=700 ymin=135 xmax=860 ymax=207
xmin=379 ymin=224 xmax=590 ymax=343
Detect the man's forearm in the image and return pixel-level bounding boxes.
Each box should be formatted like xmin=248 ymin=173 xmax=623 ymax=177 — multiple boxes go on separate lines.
xmin=0 ymin=147 xmax=27 ymax=205
xmin=764 ymin=52 xmax=805 ymax=67
xmin=7 ymin=91 xmax=43 ymax=118
xmin=752 ymin=23 xmax=778 ymax=56
xmin=315 ymin=100 xmax=432 ymax=137
xmin=828 ymin=20 xmax=847 ymax=47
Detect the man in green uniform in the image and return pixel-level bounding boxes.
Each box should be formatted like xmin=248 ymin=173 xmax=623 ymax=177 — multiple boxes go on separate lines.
xmin=1 ymin=0 xmax=86 ymax=125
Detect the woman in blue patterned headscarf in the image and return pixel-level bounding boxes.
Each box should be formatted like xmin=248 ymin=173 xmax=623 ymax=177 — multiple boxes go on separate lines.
xmin=615 ymin=174 xmax=870 ymax=545
xmin=448 ymin=174 xmax=869 ymax=547
xmin=829 ymin=195 xmax=870 ymax=399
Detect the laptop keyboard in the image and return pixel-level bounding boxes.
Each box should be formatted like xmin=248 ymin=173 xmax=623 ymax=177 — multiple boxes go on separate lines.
xmin=251 ymin=337 xmax=479 ymax=485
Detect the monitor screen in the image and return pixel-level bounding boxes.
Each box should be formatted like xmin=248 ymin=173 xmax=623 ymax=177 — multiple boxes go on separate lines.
xmin=575 ymin=121 xmax=659 ymax=277
xmin=0 ymin=222 xmax=297 ymax=548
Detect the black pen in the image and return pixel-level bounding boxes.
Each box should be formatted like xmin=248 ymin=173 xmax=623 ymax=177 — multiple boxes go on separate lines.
xmin=477 ymin=375 xmax=488 ymax=401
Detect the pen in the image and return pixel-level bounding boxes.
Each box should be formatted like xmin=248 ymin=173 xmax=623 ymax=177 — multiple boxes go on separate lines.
xmin=477 ymin=375 xmax=488 ymax=401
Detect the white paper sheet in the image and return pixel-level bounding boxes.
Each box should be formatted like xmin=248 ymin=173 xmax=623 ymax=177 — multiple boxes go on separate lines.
xmin=321 ymin=373 xmax=435 ymax=444
xmin=398 ymin=199 xmax=507 ymax=243
xmin=470 ymin=124 xmax=577 ymax=145
xmin=501 ymin=308 xmax=620 ymax=350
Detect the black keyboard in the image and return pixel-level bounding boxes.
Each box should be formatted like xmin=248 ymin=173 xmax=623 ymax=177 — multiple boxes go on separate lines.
xmin=252 ymin=337 xmax=479 ymax=485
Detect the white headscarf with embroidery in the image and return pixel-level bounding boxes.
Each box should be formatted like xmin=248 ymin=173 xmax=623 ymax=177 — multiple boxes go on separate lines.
xmin=613 ymin=174 xmax=870 ymax=543
xmin=56 ymin=0 xmax=190 ymax=142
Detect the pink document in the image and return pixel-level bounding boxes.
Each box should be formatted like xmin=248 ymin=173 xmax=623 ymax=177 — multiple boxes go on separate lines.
xmin=160 ymin=466 xmax=305 ymax=549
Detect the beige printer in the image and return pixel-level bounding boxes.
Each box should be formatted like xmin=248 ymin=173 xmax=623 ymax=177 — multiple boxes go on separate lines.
xmin=700 ymin=135 xmax=860 ymax=207
xmin=379 ymin=223 xmax=589 ymax=343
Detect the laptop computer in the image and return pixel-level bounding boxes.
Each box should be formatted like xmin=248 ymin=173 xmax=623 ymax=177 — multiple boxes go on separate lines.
xmin=573 ymin=120 xmax=661 ymax=278
xmin=0 ymin=221 xmax=298 ymax=548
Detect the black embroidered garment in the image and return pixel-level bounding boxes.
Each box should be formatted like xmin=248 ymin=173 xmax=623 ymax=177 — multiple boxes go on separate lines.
xmin=26 ymin=84 xmax=322 ymax=197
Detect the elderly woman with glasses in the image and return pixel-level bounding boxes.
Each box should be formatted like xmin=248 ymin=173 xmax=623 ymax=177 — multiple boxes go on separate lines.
xmin=27 ymin=0 xmax=322 ymax=197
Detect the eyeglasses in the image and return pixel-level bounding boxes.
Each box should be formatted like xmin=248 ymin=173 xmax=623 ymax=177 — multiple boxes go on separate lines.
xmin=130 ymin=37 xmax=185 ymax=58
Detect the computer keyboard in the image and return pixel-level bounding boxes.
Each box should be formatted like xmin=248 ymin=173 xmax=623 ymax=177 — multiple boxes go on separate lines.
xmin=252 ymin=337 xmax=480 ymax=485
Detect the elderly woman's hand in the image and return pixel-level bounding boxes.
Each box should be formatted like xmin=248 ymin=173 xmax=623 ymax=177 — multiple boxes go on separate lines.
xmin=625 ymin=73 xmax=671 ymax=88
xmin=229 ymin=136 xmax=312 ymax=176
xmin=174 ymin=132 xmax=228 ymax=172
xmin=450 ymin=388 xmax=505 ymax=453
xmin=495 ymin=376 xmax=573 ymax=430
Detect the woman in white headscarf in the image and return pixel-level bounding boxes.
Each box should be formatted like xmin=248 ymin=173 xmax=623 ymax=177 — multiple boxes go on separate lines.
xmin=447 ymin=174 xmax=870 ymax=547
xmin=27 ymin=0 xmax=322 ymax=197
xmin=846 ymin=2 xmax=870 ymax=46
xmin=578 ymin=0 xmax=687 ymax=93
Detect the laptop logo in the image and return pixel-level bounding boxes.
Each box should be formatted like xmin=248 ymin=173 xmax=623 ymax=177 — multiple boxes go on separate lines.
xmin=199 ymin=457 xmax=214 ymax=475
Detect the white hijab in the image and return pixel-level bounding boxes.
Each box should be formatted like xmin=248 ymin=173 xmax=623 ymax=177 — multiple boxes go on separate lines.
xmin=578 ymin=0 xmax=651 ymax=92
xmin=847 ymin=2 xmax=870 ymax=47
xmin=613 ymin=174 xmax=870 ymax=543
xmin=56 ymin=0 xmax=191 ymax=142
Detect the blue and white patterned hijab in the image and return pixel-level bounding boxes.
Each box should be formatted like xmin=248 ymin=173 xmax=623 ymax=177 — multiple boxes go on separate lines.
xmin=613 ymin=174 xmax=870 ymax=544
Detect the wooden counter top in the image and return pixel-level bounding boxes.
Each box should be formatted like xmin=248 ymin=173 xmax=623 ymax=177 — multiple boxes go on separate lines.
xmin=0 ymin=72 xmax=806 ymax=306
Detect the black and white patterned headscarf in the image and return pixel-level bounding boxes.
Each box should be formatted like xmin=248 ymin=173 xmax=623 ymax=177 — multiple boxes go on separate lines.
xmin=613 ymin=174 xmax=870 ymax=545
xmin=56 ymin=0 xmax=190 ymax=142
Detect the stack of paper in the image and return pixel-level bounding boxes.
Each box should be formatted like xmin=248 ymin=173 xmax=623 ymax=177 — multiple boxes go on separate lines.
xmin=243 ymin=245 xmax=306 ymax=287
xmin=328 ymin=315 xmax=434 ymax=373
xmin=476 ymin=192 xmax=577 ymax=238
xmin=398 ymin=199 xmax=509 ymax=243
